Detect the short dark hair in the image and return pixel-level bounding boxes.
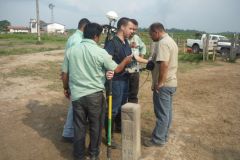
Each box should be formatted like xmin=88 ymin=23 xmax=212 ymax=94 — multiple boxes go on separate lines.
xmin=78 ymin=18 xmax=90 ymax=30
xmin=117 ymin=17 xmax=130 ymax=30
xmin=83 ymin=23 xmax=103 ymax=39
xmin=149 ymin=23 xmax=165 ymax=32
xmin=130 ymin=19 xmax=138 ymax=26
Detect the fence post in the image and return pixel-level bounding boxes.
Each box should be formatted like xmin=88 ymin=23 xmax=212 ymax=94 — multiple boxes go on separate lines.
xmin=121 ymin=103 xmax=141 ymax=160
xmin=229 ymin=33 xmax=237 ymax=62
xmin=202 ymin=34 xmax=210 ymax=61
xmin=183 ymin=39 xmax=186 ymax=54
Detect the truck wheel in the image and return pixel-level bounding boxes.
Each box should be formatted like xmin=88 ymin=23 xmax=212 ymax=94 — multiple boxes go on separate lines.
xmin=192 ymin=44 xmax=200 ymax=54
xmin=221 ymin=48 xmax=230 ymax=58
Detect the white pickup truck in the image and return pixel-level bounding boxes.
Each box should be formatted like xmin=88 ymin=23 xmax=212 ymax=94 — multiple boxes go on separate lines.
xmin=187 ymin=34 xmax=228 ymax=53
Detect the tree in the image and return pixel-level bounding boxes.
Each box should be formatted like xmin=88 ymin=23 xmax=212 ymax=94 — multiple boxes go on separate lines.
xmin=0 ymin=20 xmax=11 ymax=32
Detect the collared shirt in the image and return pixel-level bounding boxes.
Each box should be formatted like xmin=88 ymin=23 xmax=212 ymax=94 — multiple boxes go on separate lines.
xmin=151 ymin=33 xmax=178 ymax=87
xmin=104 ymin=36 xmax=132 ymax=80
xmin=62 ymin=39 xmax=118 ymax=101
xmin=128 ymin=34 xmax=146 ymax=56
xmin=62 ymin=30 xmax=83 ymax=73
xmin=128 ymin=34 xmax=146 ymax=72
xmin=65 ymin=30 xmax=83 ymax=50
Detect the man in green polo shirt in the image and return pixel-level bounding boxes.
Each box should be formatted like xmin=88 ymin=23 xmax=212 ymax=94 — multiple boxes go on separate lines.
xmin=62 ymin=18 xmax=90 ymax=142
xmin=65 ymin=18 xmax=90 ymax=50
xmin=62 ymin=23 xmax=132 ymax=160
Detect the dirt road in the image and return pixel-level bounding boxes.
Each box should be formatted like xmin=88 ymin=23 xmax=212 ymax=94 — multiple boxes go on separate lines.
xmin=0 ymin=52 xmax=239 ymax=160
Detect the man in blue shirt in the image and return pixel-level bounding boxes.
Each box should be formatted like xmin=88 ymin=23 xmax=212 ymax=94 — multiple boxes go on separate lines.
xmin=62 ymin=18 xmax=90 ymax=142
xmin=104 ymin=17 xmax=134 ymax=148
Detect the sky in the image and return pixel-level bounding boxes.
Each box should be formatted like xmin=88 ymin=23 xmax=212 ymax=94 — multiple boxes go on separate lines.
xmin=0 ymin=0 xmax=239 ymax=33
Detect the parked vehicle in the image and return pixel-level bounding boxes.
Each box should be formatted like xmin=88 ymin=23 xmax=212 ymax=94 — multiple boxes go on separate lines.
xmin=217 ymin=38 xmax=240 ymax=57
xmin=187 ymin=34 xmax=228 ymax=53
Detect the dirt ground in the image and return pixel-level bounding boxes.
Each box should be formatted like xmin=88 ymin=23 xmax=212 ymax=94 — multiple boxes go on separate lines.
xmin=0 ymin=51 xmax=239 ymax=160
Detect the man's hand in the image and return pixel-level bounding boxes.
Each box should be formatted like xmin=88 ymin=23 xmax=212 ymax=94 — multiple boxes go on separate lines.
xmin=114 ymin=55 xmax=133 ymax=73
xmin=131 ymin=42 xmax=137 ymax=48
xmin=106 ymin=71 xmax=114 ymax=80
xmin=124 ymin=55 xmax=133 ymax=64
xmin=60 ymin=72 xmax=64 ymax=80
xmin=146 ymin=60 xmax=155 ymax=70
xmin=155 ymin=83 xmax=164 ymax=93
xmin=64 ymin=89 xmax=71 ymax=99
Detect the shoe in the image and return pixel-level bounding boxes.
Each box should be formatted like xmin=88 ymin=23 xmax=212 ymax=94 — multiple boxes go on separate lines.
xmin=110 ymin=140 xmax=121 ymax=149
xmin=143 ymin=139 xmax=165 ymax=147
xmin=62 ymin=136 xmax=74 ymax=143
xmin=105 ymin=139 xmax=121 ymax=149
xmin=114 ymin=126 xmax=121 ymax=133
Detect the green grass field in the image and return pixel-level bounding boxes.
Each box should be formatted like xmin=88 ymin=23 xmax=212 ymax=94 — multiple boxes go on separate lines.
xmin=0 ymin=31 xmax=233 ymax=62
xmin=0 ymin=33 xmax=67 ymax=56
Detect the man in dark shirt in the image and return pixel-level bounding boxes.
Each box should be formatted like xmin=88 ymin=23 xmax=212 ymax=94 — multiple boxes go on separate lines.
xmin=104 ymin=17 xmax=134 ymax=148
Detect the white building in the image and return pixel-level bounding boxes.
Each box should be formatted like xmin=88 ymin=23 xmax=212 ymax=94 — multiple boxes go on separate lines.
xmin=43 ymin=23 xmax=65 ymax=33
xmin=7 ymin=26 xmax=29 ymax=33
xmin=29 ymin=19 xmax=37 ymax=33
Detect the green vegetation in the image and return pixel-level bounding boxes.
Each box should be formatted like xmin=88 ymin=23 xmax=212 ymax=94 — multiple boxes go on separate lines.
xmin=0 ymin=33 xmax=68 ymax=56
xmin=0 ymin=47 xmax=62 ymax=56
xmin=0 ymin=30 xmax=235 ymax=57
xmin=0 ymin=20 xmax=10 ymax=32
xmin=179 ymin=53 xmax=203 ymax=63
xmin=0 ymin=33 xmax=68 ymax=43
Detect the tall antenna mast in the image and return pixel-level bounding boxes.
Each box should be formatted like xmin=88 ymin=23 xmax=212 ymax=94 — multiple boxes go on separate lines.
xmin=48 ymin=3 xmax=55 ymax=23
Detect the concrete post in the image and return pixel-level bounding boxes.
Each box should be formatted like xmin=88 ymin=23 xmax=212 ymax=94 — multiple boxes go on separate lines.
xmin=121 ymin=103 xmax=141 ymax=160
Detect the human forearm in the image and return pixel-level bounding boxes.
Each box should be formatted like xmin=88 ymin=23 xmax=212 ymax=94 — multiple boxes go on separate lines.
xmin=114 ymin=55 xmax=132 ymax=73
xmin=62 ymin=72 xmax=69 ymax=90
xmin=158 ymin=61 xmax=168 ymax=86
xmin=134 ymin=54 xmax=148 ymax=64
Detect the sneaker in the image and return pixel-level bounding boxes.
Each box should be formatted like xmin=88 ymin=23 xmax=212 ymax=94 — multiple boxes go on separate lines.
xmin=114 ymin=126 xmax=121 ymax=133
xmin=105 ymin=139 xmax=121 ymax=149
xmin=143 ymin=139 xmax=165 ymax=147
xmin=62 ymin=136 xmax=74 ymax=143
xmin=110 ymin=140 xmax=121 ymax=149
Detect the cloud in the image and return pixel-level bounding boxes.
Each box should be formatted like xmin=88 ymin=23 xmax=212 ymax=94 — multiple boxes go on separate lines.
xmin=0 ymin=0 xmax=239 ymax=32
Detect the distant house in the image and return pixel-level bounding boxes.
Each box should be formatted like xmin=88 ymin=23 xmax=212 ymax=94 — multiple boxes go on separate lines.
xmin=29 ymin=19 xmax=47 ymax=33
xmin=8 ymin=19 xmax=65 ymax=34
xmin=43 ymin=23 xmax=65 ymax=33
xmin=30 ymin=19 xmax=37 ymax=33
xmin=7 ymin=26 xmax=29 ymax=33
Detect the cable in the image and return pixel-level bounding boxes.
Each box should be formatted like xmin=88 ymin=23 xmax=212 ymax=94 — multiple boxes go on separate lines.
xmin=139 ymin=70 xmax=150 ymax=89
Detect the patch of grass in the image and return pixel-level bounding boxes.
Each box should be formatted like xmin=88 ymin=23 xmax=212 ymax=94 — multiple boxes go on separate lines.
xmin=8 ymin=61 xmax=62 ymax=91
xmin=178 ymin=60 xmax=223 ymax=73
xmin=0 ymin=46 xmax=62 ymax=56
xmin=0 ymin=33 xmax=67 ymax=43
xmin=178 ymin=62 xmax=202 ymax=73
xmin=0 ymin=33 xmax=66 ymax=56
xmin=179 ymin=53 xmax=203 ymax=63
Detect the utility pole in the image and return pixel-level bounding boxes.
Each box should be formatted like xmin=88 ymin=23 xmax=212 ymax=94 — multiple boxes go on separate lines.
xmin=36 ymin=0 xmax=41 ymax=42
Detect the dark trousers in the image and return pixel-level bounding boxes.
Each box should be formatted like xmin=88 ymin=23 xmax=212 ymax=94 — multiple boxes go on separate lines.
xmin=72 ymin=91 xmax=106 ymax=160
xmin=114 ymin=73 xmax=139 ymax=130
xmin=105 ymin=80 xmax=128 ymax=135
xmin=128 ymin=72 xmax=140 ymax=103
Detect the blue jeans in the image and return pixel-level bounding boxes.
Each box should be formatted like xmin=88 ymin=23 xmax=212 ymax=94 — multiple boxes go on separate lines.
xmin=112 ymin=80 xmax=128 ymax=118
xmin=152 ymin=87 xmax=176 ymax=144
xmin=62 ymin=102 xmax=74 ymax=138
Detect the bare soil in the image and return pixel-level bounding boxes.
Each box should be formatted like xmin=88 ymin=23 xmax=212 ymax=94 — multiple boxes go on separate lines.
xmin=0 ymin=51 xmax=239 ymax=160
